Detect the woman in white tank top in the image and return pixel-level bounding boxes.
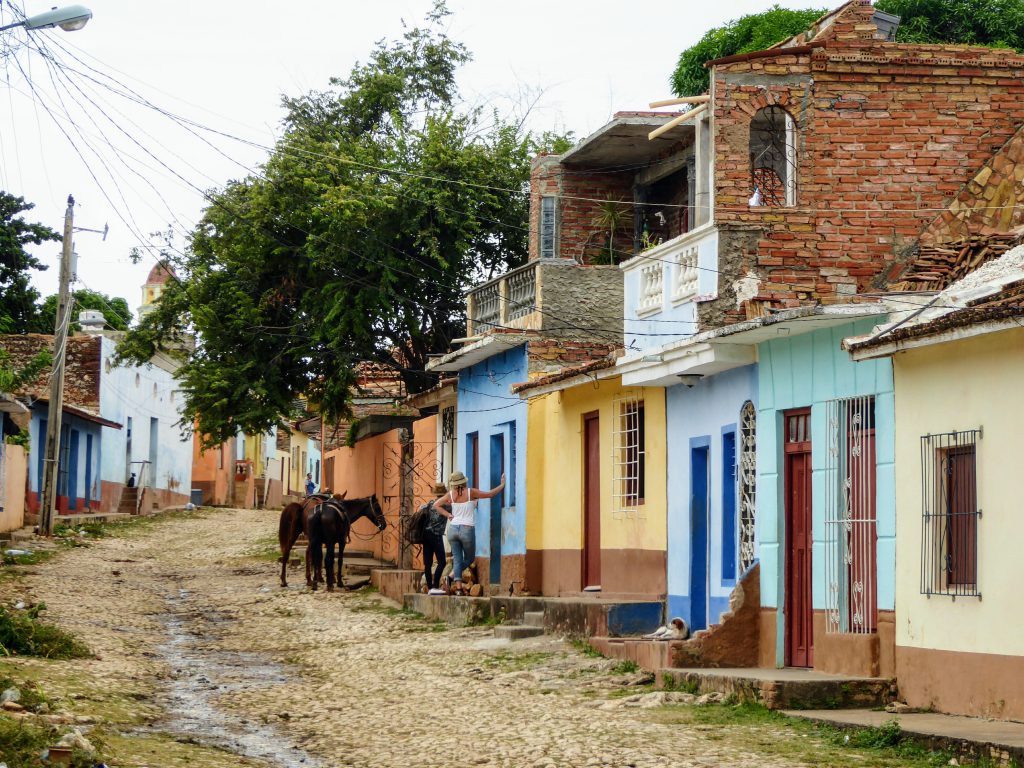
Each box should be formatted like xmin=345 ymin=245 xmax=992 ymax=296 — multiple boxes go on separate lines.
xmin=433 ymin=470 xmax=505 ymax=594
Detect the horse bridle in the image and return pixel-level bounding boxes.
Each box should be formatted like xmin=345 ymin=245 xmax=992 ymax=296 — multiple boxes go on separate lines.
xmin=316 ymin=497 xmax=387 ymax=532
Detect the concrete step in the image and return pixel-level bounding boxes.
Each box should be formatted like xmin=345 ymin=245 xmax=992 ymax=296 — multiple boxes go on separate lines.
xmin=494 ymin=625 xmax=544 ymax=641
xmin=523 ymin=611 xmax=545 ymax=628
xmin=590 ymin=637 xmax=679 ymax=672
xmin=656 ymin=667 xmax=894 ymax=710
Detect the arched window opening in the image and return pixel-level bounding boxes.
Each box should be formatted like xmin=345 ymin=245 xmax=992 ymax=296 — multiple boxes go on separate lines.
xmin=749 ymin=106 xmax=796 ymax=207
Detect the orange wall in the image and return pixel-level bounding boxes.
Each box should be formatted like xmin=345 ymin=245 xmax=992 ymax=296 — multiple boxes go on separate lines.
xmin=322 ymin=419 xmax=439 ymax=569
xmin=191 ymin=434 xmax=233 ymax=506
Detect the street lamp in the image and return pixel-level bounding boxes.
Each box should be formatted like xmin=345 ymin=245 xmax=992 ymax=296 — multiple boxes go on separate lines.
xmin=0 ymin=4 xmax=92 ymax=33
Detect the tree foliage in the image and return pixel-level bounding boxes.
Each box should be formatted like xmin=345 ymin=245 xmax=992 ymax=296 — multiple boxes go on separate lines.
xmin=875 ymin=0 xmax=1024 ymax=50
xmin=0 ymin=191 xmax=59 ymax=335
xmin=116 ymin=3 xmax=567 ymax=446
xmin=670 ymin=5 xmax=826 ymax=96
xmin=29 ymin=289 xmax=132 ymax=334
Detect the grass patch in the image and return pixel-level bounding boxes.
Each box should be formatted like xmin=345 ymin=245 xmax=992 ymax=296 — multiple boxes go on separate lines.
xmin=0 ymin=715 xmax=102 ymax=767
xmin=652 ymin=701 xmax=971 ymax=767
xmin=1 ymin=549 xmax=56 ymax=567
xmin=569 ymin=638 xmax=603 ymax=658
xmin=244 ymin=534 xmax=281 ymax=563
xmin=0 ymin=603 xmax=91 ymax=659
xmin=0 ymin=675 xmax=49 ymax=711
xmin=610 ymin=660 xmax=639 ymax=675
xmin=484 ymin=650 xmax=554 ymax=672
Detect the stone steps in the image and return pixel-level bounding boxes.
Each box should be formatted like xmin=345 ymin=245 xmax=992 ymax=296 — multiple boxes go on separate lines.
xmin=494 ymin=625 xmax=545 ymax=641
xmin=523 ymin=610 xmax=544 ymax=628
xmin=656 ymin=667 xmax=895 ymax=710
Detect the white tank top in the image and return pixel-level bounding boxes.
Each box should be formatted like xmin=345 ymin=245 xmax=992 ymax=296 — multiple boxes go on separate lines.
xmin=449 ymin=488 xmax=476 ymax=527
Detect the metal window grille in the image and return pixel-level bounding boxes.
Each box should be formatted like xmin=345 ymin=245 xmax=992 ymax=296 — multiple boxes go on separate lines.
xmin=750 ymin=106 xmax=797 ymax=207
xmin=639 ymin=263 xmax=663 ymax=313
xmin=824 ymin=395 xmax=878 ymax=634
xmin=440 ymin=406 xmax=456 ymax=482
xmin=921 ymin=429 xmax=981 ymax=598
xmin=540 ymin=196 xmax=556 ymax=258
xmin=612 ymin=394 xmax=645 ymax=519
xmin=739 ymin=401 xmax=757 ymax=573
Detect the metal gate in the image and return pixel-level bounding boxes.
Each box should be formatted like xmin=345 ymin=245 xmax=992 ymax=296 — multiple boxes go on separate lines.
xmin=380 ymin=437 xmax=442 ymax=568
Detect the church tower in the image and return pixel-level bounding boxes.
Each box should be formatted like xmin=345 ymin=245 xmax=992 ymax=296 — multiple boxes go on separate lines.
xmin=139 ymin=261 xmax=174 ymax=319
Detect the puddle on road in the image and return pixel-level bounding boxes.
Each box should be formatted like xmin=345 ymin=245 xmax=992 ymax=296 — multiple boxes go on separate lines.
xmin=138 ymin=587 xmax=322 ymax=767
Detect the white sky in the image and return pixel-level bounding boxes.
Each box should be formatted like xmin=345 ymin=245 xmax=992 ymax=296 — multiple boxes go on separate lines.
xmin=0 ymin=0 xmax=818 ymax=323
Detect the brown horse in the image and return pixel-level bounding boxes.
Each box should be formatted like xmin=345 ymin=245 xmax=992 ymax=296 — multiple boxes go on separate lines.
xmin=307 ymin=495 xmax=386 ymax=592
xmin=278 ymin=492 xmax=345 ymax=587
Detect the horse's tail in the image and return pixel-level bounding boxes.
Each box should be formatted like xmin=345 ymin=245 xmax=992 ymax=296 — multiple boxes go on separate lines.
xmin=278 ymin=502 xmax=302 ymax=560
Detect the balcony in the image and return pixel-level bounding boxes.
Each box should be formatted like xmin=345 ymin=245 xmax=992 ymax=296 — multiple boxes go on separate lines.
xmin=622 ymin=224 xmax=720 ymax=353
xmin=466 ymin=259 xmax=622 ymax=340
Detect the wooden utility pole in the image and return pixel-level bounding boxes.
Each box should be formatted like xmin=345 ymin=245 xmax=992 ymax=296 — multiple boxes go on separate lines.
xmin=39 ymin=195 xmax=75 ymax=536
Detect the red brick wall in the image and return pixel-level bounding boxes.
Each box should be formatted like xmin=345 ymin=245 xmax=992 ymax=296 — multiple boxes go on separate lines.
xmin=703 ymin=0 xmax=1024 ymax=324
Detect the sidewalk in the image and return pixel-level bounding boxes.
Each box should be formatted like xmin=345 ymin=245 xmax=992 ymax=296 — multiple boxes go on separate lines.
xmin=785 ymin=709 xmax=1024 ymax=765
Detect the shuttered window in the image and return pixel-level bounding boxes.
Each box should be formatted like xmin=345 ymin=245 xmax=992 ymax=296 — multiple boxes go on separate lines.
xmin=540 ymin=196 xmax=556 ymax=258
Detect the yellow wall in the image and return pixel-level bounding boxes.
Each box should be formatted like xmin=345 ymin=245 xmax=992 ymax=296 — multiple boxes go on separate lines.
xmin=526 ymin=376 xmax=666 ymax=554
xmin=894 ymin=327 xmax=1024 ymax=657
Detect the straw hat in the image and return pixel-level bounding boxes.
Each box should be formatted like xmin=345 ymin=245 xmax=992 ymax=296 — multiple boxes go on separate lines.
xmin=448 ymin=471 xmax=468 ymax=488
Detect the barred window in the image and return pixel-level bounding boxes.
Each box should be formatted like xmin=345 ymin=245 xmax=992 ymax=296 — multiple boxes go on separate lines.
xmin=738 ymin=401 xmax=757 ymax=573
xmin=749 ymin=106 xmax=796 ymax=207
xmin=921 ymin=429 xmax=981 ymax=598
xmin=824 ymin=396 xmax=878 ymax=634
xmin=612 ymin=395 xmax=645 ymax=517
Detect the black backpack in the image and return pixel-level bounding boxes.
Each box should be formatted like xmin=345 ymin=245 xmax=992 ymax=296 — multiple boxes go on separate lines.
xmin=404 ymin=502 xmax=431 ymax=546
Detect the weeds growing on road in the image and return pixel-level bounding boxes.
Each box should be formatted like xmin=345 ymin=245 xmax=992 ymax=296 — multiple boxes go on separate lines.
xmin=651 ymin=700 xmax=986 ymax=767
xmin=0 ymin=715 xmax=100 ymax=767
xmin=484 ymin=650 xmax=555 ymax=671
xmin=0 ymin=675 xmax=49 ymax=711
xmin=0 ymin=604 xmax=90 ymax=659
xmin=569 ymin=638 xmax=603 ymax=658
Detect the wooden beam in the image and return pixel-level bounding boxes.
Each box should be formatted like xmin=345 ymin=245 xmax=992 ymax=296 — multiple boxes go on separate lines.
xmin=647 ymin=103 xmax=708 ymax=141
xmin=648 ymin=96 xmax=710 ymax=109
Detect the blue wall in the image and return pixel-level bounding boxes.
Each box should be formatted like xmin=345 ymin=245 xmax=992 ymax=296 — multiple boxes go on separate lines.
xmin=666 ymin=364 xmax=757 ymax=629
xmin=29 ymin=406 xmax=103 ymax=511
xmin=756 ymin=320 xmax=895 ymax=665
xmin=455 ymin=346 xmax=529 ymax=572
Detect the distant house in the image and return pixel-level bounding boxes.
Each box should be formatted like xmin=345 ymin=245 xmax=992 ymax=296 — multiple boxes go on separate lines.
xmin=0 ymin=320 xmax=192 ymax=517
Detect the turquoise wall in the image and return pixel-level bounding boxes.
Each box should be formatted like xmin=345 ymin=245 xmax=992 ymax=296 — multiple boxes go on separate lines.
xmin=756 ymin=319 xmax=895 ymax=662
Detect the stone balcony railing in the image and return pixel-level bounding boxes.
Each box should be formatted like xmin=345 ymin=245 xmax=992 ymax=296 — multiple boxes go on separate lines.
xmin=466 ymin=258 xmax=622 ymax=341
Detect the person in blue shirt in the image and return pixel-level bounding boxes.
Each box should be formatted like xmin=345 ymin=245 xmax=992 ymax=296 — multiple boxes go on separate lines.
xmin=305 ymin=473 xmax=316 ymax=497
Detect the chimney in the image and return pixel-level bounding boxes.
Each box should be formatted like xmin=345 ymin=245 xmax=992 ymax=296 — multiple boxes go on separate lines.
xmin=78 ymin=309 xmax=106 ymax=334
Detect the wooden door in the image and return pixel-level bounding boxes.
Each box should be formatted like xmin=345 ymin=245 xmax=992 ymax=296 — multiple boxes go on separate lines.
xmin=784 ymin=408 xmax=813 ymax=667
xmin=583 ymin=413 xmax=601 ymax=589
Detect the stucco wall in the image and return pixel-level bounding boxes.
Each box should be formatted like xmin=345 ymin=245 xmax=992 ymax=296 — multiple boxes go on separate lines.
xmin=456 ymin=346 xmax=529 ymax=589
xmin=540 ymin=262 xmax=623 ymax=340
xmin=1 ymin=443 xmax=27 ymax=532
xmin=666 ymin=364 xmax=757 ymax=630
xmin=28 ymin=408 xmax=103 ymax=514
xmin=525 ymin=376 xmax=666 ymax=597
xmin=757 ymin=320 xmax=895 ymax=665
xmin=894 ymin=328 xmax=1024 ymax=662
xmin=99 ymin=337 xmax=192 ymax=504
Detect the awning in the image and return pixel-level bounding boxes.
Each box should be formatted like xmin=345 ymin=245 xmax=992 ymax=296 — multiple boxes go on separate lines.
xmin=33 ymin=399 xmax=122 ymax=429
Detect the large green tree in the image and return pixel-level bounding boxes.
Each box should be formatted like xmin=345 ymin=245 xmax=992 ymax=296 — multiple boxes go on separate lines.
xmin=29 ymin=288 xmax=133 ymax=334
xmin=117 ymin=3 xmax=567 ymax=446
xmin=671 ymin=6 xmax=826 ymax=96
xmin=0 ymin=191 xmax=59 ymax=335
xmin=875 ymin=0 xmax=1024 ymax=49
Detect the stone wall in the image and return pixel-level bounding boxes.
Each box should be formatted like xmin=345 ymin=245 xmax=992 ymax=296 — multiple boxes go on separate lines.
xmin=537 ymin=261 xmax=623 ymax=340
xmin=701 ymin=0 xmax=1024 ymax=326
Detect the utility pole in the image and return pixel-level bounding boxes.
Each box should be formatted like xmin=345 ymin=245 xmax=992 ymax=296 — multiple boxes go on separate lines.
xmin=39 ymin=195 xmax=75 ymax=536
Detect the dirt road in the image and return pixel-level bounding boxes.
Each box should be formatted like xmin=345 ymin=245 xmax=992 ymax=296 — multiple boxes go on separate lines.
xmin=0 ymin=509 xmax=904 ymax=768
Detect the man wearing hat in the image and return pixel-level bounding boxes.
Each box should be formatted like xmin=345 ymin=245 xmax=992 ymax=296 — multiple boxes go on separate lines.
xmin=431 ymin=470 xmax=505 ymax=594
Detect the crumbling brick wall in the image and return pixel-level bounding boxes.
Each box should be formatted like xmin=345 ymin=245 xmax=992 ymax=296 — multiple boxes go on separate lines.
xmin=526 ymin=339 xmax=620 ymax=377
xmin=0 ymin=334 xmax=101 ymax=409
xmin=702 ymin=0 xmax=1024 ymax=326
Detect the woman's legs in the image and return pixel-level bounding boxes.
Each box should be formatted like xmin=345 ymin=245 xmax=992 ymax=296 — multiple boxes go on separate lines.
xmin=448 ymin=525 xmax=476 ymax=589
xmin=423 ymin=533 xmax=445 ymax=589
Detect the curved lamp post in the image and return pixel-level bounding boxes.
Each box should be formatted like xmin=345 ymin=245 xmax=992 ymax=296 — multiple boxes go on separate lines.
xmin=0 ymin=4 xmax=92 ymax=33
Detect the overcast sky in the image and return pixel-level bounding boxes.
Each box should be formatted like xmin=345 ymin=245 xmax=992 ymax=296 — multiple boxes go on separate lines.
xmin=1 ymin=0 xmax=818 ymax=322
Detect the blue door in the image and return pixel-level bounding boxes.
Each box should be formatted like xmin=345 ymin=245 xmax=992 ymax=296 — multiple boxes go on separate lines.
xmin=722 ymin=430 xmax=738 ymax=582
xmin=489 ymin=433 xmax=505 ymax=585
xmin=68 ymin=429 xmax=80 ymax=511
xmin=690 ymin=443 xmax=710 ymax=631
xmin=85 ymin=434 xmax=94 ymax=508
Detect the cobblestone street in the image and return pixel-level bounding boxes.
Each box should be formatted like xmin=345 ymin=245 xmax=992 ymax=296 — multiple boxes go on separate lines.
xmin=0 ymin=509 xmax=932 ymax=767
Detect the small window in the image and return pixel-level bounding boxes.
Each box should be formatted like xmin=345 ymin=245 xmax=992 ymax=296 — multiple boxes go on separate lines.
xmin=612 ymin=395 xmax=645 ymax=517
xmin=749 ymin=106 xmax=796 ymax=207
xmin=921 ymin=429 xmax=981 ymax=598
xmin=540 ymin=196 xmax=556 ymax=258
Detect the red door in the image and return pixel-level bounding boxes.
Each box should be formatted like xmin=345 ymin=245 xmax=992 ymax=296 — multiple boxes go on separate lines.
xmin=583 ymin=413 xmax=601 ymax=589
xmin=784 ymin=408 xmax=814 ymax=667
